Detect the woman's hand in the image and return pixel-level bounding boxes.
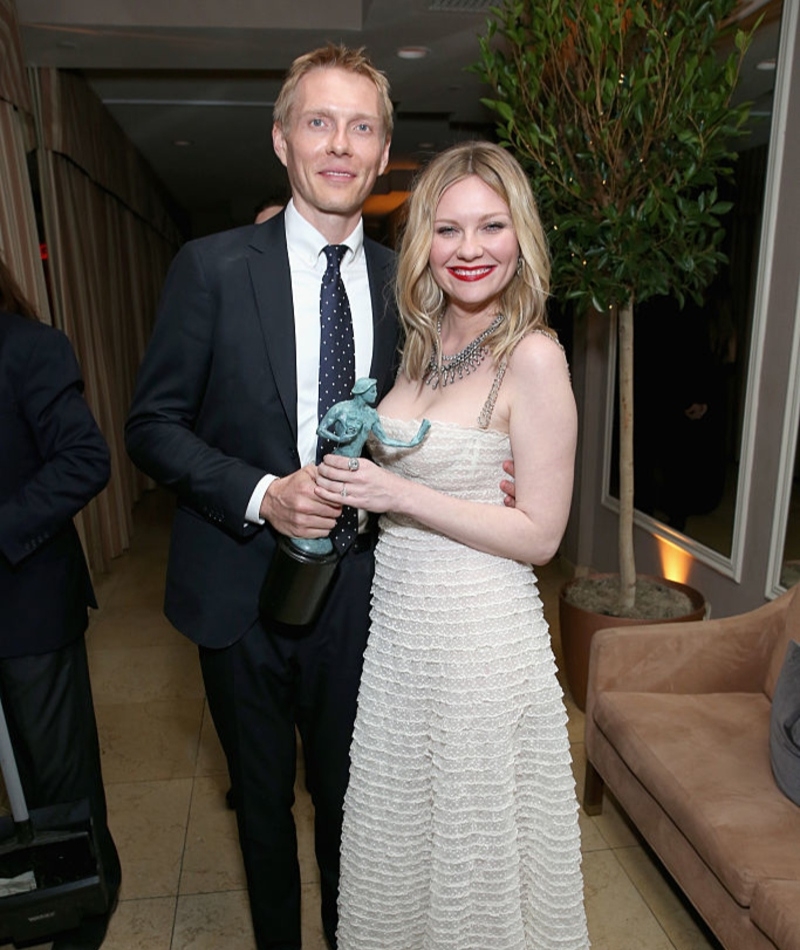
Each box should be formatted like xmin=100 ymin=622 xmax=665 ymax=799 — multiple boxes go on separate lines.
xmin=315 ymin=455 xmax=402 ymax=515
xmin=501 ymin=459 xmax=516 ymax=507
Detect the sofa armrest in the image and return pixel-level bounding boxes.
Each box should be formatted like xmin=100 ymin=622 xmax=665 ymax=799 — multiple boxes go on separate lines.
xmin=585 ymin=590 xmax=792 ymax=718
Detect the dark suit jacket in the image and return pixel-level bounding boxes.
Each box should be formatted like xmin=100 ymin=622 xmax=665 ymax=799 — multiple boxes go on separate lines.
xmin=125 ymin=213 xmax=399 ymax=648
xmin=0 ymin=310 xmax=110 ymax=658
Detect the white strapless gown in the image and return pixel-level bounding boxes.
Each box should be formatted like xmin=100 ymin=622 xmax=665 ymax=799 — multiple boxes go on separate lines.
xmin=337 ymin=417 xmax=589 ymax=950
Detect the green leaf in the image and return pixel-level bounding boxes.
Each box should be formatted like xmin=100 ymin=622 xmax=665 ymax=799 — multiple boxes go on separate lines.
xmin=473 ymin=0 xmax=747 ymax=319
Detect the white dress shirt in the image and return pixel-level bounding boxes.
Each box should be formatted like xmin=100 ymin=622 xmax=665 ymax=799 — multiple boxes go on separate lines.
xmin=246 ymin=200 xmax=374 ymax=523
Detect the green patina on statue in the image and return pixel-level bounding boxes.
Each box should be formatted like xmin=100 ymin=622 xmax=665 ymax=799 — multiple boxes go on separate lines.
xmin=292 ymin=378 xmax=430 ymax=556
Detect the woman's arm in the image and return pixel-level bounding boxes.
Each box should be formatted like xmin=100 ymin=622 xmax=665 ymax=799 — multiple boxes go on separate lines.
xmin=316 ymin=333 xmax=576 ymax=565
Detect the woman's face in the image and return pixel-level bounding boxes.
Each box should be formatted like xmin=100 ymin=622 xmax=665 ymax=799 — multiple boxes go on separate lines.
xmin=428 ymin=175 xmax=519 ymax=319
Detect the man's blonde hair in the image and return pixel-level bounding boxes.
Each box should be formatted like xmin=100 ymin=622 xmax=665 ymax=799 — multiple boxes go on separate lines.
xmin=273 ymin=44 xmax=393 ymax=139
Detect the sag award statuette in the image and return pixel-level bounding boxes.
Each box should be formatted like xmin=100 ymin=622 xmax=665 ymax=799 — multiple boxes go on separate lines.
xmin=260 ymin=378 xmax=430 ymax=628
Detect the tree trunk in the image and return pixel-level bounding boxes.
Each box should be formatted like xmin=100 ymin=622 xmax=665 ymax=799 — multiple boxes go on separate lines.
xmin=617 ymin=296 xmax=636 ymax=612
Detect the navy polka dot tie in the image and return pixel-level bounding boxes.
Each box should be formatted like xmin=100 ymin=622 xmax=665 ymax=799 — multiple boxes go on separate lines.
xmin=317 ymin=244 xmax=358 ymax=552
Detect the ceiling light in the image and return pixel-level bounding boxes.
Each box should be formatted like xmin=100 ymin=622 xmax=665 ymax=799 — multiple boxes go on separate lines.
xmin=173 ymin=139 xmax=193 ymax=147
xmin=397 ymin=46 xmax=430 ymax=60
xmin=756 ymin=59 xmax=777 ymax=70
xmin=428 ymin=0 xmax=494 ymax=9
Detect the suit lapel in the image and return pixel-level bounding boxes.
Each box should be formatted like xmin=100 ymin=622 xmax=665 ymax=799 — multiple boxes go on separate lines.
xmin=246 ymin=214 xmax=298 ymax=441
xmin=245 ymin=223 xmax=399 ymax=443
xmin=364 ymin=239 xmax=400 ymax=399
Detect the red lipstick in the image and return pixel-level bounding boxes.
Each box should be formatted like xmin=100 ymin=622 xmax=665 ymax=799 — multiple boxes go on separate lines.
xmin=447 ymin=266 xmax=495 ymax=282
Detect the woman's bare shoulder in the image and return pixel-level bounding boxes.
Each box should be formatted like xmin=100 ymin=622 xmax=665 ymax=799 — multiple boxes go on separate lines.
xmin=508 ymin=328 xmax=569 ymax=377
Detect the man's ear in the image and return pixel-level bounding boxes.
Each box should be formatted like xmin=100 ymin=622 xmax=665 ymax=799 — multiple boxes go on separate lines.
xmin=378 ymin=138 xmax=391 ymax=177
xmin=272 ymin=123 xmax=288 ymax=167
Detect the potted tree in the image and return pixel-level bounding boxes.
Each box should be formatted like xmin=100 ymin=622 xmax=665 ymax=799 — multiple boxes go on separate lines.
xmin=475 ymin=0 xmax=753 ymax=707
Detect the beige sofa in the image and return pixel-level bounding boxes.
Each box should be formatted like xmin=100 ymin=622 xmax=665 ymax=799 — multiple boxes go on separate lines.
xmin=583 ymin=585 xmax=800 ymax=950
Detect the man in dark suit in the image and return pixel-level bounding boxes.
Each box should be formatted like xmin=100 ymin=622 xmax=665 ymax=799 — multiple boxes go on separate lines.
xmin=125 ymin=45 xmax=396 ymax=950
xmin=0 ymin=256 xmax=120 ymax=950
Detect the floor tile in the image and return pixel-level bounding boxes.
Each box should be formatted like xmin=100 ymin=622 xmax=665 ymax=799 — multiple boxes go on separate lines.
xmin=571 ymin=744 xmax=611 ymax=854
xmin=103 ymin=896 xmax=177 ymax=950
xmin=172 ymin=891 xmax=255 ymax=950
xmin=583 ymin=849 xmax=674 ymax=949
xmin=96 ymin=699 xmax=204 ymax=783
xmin=194 ymin=703 xmax=228 ymax=777
xmin=301 ymin=881 xmax=326 ymax=950
xmin=294 ymin=772 xmax=319 ymax=885
xmin=591 ymin=791 xmax=643 ymax=850
xmin=102 ymin=561 xmax=170 ymax=611
xmin=88 ymin=644 xmax=205 ymax=705
xmin=615 ymin=846 xmax=722 ymax=950
xmin=179 ymin=775 xmax=247 ymax=895
xmin=87 ymin=604 xmax=185 ymax=651
xmin=107 ymin=779 xmax=193 ymax=900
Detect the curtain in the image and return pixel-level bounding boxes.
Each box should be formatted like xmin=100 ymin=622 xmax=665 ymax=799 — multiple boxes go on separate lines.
xmin=1 ymin=2 xmax=181 ymax=575
xmin=0 ymin=0 xmax=50 ymax=320
xmin=29 ymin=67 xmax=182 ymax=572
xmin=0 ymin=0 xmax=28 ymax=109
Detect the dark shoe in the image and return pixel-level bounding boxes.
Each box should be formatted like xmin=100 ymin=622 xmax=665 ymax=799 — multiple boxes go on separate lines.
xmin=50 ymin=892 xmax=118 ymax=950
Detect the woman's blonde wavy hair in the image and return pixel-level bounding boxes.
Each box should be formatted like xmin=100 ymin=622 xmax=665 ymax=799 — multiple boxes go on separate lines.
xmin=396 ymin=140 xmax=550 ymax=380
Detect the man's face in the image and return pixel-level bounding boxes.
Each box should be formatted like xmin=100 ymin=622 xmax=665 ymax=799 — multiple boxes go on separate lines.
xmin=272 ymin=68 xmax=391 ymax=238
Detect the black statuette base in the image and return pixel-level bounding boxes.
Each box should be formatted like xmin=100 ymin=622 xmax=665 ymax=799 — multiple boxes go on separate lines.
xmin=260 ymin=536 xmax=340 ymax=629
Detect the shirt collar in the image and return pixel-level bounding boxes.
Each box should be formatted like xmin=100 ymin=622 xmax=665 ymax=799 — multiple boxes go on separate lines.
xmin=284 ymin=199 xmax=365 ymax=269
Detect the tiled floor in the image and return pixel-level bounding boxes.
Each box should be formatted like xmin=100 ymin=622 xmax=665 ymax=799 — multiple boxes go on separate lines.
xmin=32 ymin=490 xmax=722 ymax=949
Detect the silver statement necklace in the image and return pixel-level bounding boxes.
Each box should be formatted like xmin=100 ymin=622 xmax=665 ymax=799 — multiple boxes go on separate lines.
xmin=424 ymin=313 xmax=504 ymax=389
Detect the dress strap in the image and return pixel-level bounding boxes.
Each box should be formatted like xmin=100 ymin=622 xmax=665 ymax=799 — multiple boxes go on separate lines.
xmin=476 ymin=329 xmax=568 ymax=429
xmin=478 ymin=359 xmax=508 ymax=429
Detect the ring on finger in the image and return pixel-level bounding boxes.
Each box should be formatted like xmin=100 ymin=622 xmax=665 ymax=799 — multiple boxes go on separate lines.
xmin=348 ymin=458 xmax=359 ymax=471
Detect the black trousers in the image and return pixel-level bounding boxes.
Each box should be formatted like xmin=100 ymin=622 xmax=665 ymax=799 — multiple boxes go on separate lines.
xmin=0 ymin=636 xmax=121 ymax=899
xmin=199 ymin=545 xmax=374 ymax=950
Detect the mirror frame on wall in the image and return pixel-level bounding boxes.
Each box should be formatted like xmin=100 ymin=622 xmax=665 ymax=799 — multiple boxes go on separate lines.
xmin=601 ymin=304 xmax=753 ymax=581
xmin=766 ymin=0 xmax=800 ymax=597
xmin=769 ymin=283 xmax=800 ymax=599
xmin=761 ymin=0 xmax=800 ymax=599
xmin=600 ymin=1 xmax=794 ymax=587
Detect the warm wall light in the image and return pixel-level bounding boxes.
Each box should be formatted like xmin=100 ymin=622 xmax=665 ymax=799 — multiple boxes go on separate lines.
xmin=397 ymin=46 xmax=430 ymax=59
xmin=656 ymin=536 xmax=692 ymax=585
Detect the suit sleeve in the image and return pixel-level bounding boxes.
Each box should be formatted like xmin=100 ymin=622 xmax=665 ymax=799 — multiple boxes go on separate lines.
xmin=125 ymin=240 xmax=266 ymax=537
xmin=0 ymin=328 xmax=110 ymax=566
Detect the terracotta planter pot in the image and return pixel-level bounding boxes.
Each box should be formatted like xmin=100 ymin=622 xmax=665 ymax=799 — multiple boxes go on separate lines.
xmin=558 ymin=574 xmax=706 ymax=711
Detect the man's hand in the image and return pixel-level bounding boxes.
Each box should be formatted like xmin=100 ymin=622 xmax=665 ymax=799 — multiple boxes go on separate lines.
xmin=259 ymin=465 xmax=341 ymax=537
xmin=501 ymin=459 xmax=516 ymax=508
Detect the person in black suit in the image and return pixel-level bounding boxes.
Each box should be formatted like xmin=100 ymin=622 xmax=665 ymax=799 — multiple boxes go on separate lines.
xmin=125 ymin=45 xmax=397 ymax=950
xmin=0 ymin=255 xmax=120 ymax=950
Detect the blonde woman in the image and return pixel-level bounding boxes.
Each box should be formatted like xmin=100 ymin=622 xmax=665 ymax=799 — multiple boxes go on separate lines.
xmin=317 ymin=141 xmax=589 ymax=949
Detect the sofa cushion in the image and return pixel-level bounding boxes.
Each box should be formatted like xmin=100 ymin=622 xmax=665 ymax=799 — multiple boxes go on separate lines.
xmin=770 ymin=639 xmax=800 ymax=805
xmin=593 ymin=691 xmax=800 ymax=906
xmin=751 ymin=879 xmax=800 ymax=950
